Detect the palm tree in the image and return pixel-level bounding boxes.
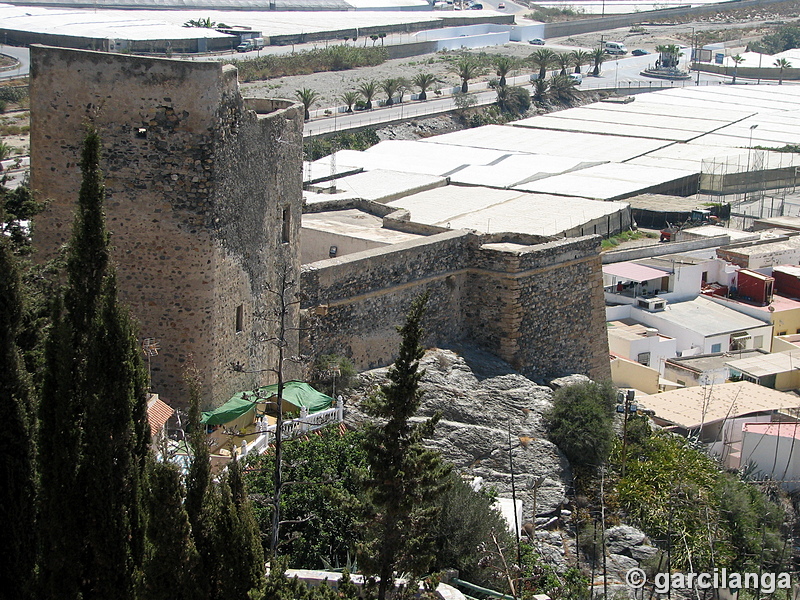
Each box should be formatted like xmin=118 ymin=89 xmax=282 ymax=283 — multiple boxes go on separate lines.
xmin=358 ymin=80 xmax=378 ymax=109
xmin=380 ymin=78 xmax=401 ymax=106
xmin=731 ymin=54 xmax=745 ymax=84
xmin=571 ymin=50 xmax=592 ymax=74
xmin=492 ymin=55 xmax=517 ymax=87
xmin=775 ymin=57 xmax=792 ymax=84
xmin=655 ymin=44 xmax=682 ymax=69
xmin=450 ymin=55 xmax=483 ymax=93
xmin=555 ymin=52 xmax=572 ymax=76
xmin=396 ymin=78 xmax=411 ymax=103
xmin=532 ymin=78 xmax=549 ymax=102
xmin=183 ymin=17 xmax=215 ymax=28
xmin=295 ymin=88 xmax=320 ymax=121
xmin=412 ymin=73 xmax=440 ymax=100
xmin=340 ymin=91 xmax=359 ymax=112
xmin=549 ymin=74 xmax=579 ymax=102
xmin=590 ymin=48 xmax=607 ymax=76
xmin=530 ymin=48 xmax=557 ymax=81
xmin=496 ymin=85 xmax=531 ymax=116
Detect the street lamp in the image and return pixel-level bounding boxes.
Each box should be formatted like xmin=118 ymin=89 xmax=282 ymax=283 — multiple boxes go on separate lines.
xmin=745 ymin=124 xmax=759 ymax=202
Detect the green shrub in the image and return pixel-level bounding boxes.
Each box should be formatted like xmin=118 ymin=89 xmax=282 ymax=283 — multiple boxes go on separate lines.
xmin=229 ymin=46 xmax=388 ymax=82
xmin=544 ymin=380 xmax=616 ymax=470
xmin=309 ymin=354 xmax=356 ymax=397
xmin=304 ymin=129 xmax=380 ymax=161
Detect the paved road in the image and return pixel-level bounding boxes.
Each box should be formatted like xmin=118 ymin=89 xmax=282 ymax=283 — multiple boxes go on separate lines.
xmin=0 ymin=44 xmax=29 ymax=80
xmin=303 ymin=53 xmax=747 ymax=136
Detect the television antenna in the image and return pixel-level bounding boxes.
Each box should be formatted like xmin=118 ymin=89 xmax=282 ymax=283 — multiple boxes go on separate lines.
xmin=142 ymin=337 xmax=160 ymax=392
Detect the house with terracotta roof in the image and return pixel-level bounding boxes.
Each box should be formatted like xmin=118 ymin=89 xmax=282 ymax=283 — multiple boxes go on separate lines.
xmin=146 ymin=394 xmax=174 ymax=453
xmin=637 ymin=381 xmax=800 ymax=469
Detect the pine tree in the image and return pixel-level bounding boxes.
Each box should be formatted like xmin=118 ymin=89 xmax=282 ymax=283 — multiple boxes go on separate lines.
xmin=0 ymin=239 xmax=37 ymax=599
xmin=358 ymin=292 xmax=451 ymax=600
xmin=143 ymin=457 xmax=199 ymax=600
xmin=37 ymin=127 xmax=150 ymax=598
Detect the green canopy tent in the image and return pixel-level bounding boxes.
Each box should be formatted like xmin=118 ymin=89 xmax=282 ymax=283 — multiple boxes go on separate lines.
xmin=201 ymin=381 xmax=334 ymax=427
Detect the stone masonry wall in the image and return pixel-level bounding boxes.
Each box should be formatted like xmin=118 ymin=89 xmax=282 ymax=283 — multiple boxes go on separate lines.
xmin=300 ymin=230 xmax=477 ymax=369
xmin=30 ymin=46 xmax=303 ymax=407
xmin=300 ymin=231 xmax=611 ymax=383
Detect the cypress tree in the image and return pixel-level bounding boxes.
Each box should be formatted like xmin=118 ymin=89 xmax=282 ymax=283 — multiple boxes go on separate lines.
xmin=37 ymin=127 xmax=150 ymax=599
xmin=184 ymin=361 xmax=215 ymax=599
xmin=216 ymin=453 xmax=266 ymax=598
xmin=143 ymin=457 xmax=199 ymax=600
xmin=0 ymin=239 xmax=37 ymax=599
xmin=358 ymin=292 xmax=451 ymax=600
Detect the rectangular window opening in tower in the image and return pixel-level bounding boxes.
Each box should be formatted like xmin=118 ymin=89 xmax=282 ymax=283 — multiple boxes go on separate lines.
xmin=282 ymin=206 xmax=291 ymax=244
xmin=236 ymin=305 xmax=244 ymax=333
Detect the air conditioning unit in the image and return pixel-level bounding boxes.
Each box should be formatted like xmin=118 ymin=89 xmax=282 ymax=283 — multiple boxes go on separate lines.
xmin=636 ymin=297 xmax=667 ymax=312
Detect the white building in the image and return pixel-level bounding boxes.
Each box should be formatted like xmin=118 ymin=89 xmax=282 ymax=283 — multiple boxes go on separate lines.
xmin=628 ymin=296 xmax=773 ymax=356
xmin=741 ymin=422 xmax=800 ymax=491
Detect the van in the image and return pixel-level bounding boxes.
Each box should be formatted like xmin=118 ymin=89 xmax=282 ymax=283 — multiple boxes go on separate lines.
xmin=237 ymin=40 xmax=254 ymax=52
xmin=604 ymin=41 xmax=627 ymax=55
xmin=568 ymin=72 xmax=582 ymax=84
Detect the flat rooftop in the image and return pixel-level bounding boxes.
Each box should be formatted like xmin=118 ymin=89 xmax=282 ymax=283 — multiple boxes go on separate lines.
xmin=666 ymin=349 xmax=766 ymax=374
xmin=385 ymin=187 xmax=628 ymax=237
xmin=0 ymin=5 xmax=494 ymax=39
xmin=639 ymin=381 xmax=799 ymax=428
xmin=304 ymin=169 xmax=446 ymax=205
xmin=302 ymin=208 xmax=422 ymax=244
xmin=648 ymin=296 xmax=769 ymax=337
xmin=727 ymin=352 xmax=800 ymax=378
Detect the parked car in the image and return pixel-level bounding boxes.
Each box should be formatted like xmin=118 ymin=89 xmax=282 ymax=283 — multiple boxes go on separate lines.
xmin=568 ymin=72 xmax=582 ymax=84
xmin=469 ymin=3 xmax=483 ymax=8
xmin=631 ymin=49 xmax=650 ymax=56
xmin=498 ymin=2 xmax=505 ymax=8
xmin=528 ymin=38 xmax=545 ymax=45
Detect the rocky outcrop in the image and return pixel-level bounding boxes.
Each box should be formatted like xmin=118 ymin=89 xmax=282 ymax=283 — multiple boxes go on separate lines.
xmin=346 ymin=346 xmax=571 ymax=518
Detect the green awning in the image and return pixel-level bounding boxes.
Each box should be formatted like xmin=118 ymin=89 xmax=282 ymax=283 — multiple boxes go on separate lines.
xmin=201 ymin=381 xmax=334 ymax=426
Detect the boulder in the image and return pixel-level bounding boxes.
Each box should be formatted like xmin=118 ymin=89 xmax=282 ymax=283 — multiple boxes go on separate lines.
xmin=604 ymin=525 xmax=647 ymax=555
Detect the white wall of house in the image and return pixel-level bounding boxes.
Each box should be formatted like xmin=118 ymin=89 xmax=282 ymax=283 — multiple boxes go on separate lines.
xmin=707 ymin=414 xmax=774 ymax=469
xmin=608 ymin=329 xmax=677 ymax=373
xmin=631 ymin=307 xmax=773 ymax=355
xmin=659 ymin=259 xmax=736 ymax=302
xmin=741 ymin=424 xmax=800 ymax=491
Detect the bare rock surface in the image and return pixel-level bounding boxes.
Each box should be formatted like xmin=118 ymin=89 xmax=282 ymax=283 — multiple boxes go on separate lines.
xmin=345 ymin=345 xmax=572 ymax=517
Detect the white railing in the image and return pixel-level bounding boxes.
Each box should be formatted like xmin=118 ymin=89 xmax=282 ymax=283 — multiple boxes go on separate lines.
xmin=242 ymin=398 xmax=345 ymax=457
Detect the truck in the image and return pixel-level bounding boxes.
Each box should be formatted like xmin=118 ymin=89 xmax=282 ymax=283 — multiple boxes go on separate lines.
xmin=236 ymin=37 xmax=265 ymax=52
xmin=660 ymin=210 xmax=721 ymax=242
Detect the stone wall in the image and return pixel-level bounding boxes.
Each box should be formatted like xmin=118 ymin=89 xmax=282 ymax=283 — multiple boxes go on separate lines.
xmin=300 ymin=230 xmax=611 ymax=383
xmin=30 ymin=46 xmax=303 ymax=407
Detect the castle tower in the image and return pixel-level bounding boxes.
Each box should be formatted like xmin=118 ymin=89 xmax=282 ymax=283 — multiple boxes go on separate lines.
xmin=30 ymin=46 xmax=304 ymax=407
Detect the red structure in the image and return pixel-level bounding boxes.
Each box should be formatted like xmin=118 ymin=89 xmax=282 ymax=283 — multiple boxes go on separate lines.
xmin=736 ymin=269 xmax=774 ymax=306
xmin=773 ymin=265 xmax=800 ymax=299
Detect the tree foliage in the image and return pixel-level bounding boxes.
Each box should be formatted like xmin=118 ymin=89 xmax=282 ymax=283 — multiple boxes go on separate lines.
xmin=37 ymin=126 xmax=150 ymax=599
xmin=246 ymin=427 xmax=368 ymax=569
xmin=496 ymin=85 xmax=531 ymax=116
xmin=0 ymin=237 xmax=37 ymax=599
xmin=751 ymin=24 xmax=800 ymax=55
xmin=544 ymin=380 xmax=615 ymax=470
xmin=358 ymin=292 xmax=451 ymax=600
xmin=610 ymin=419 xmax=787 ymax=572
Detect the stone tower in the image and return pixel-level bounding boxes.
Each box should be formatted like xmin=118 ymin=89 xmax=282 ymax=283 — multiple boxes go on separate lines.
xmin=30 ymin=46 xmax=304 ymax=407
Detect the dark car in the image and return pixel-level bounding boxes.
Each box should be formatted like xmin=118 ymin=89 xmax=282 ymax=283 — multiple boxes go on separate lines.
xmin=528 ymin=38 xmax=545 ymax=45
xmin=469 ymin=3 xmax=483 ymax=8
xmin=631 ymin=49 xmax=650 ymax=56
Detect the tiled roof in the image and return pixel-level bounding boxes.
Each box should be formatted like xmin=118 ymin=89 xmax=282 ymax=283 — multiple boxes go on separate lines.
xmin=147 ymin=395 xmax=174 ymax=438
